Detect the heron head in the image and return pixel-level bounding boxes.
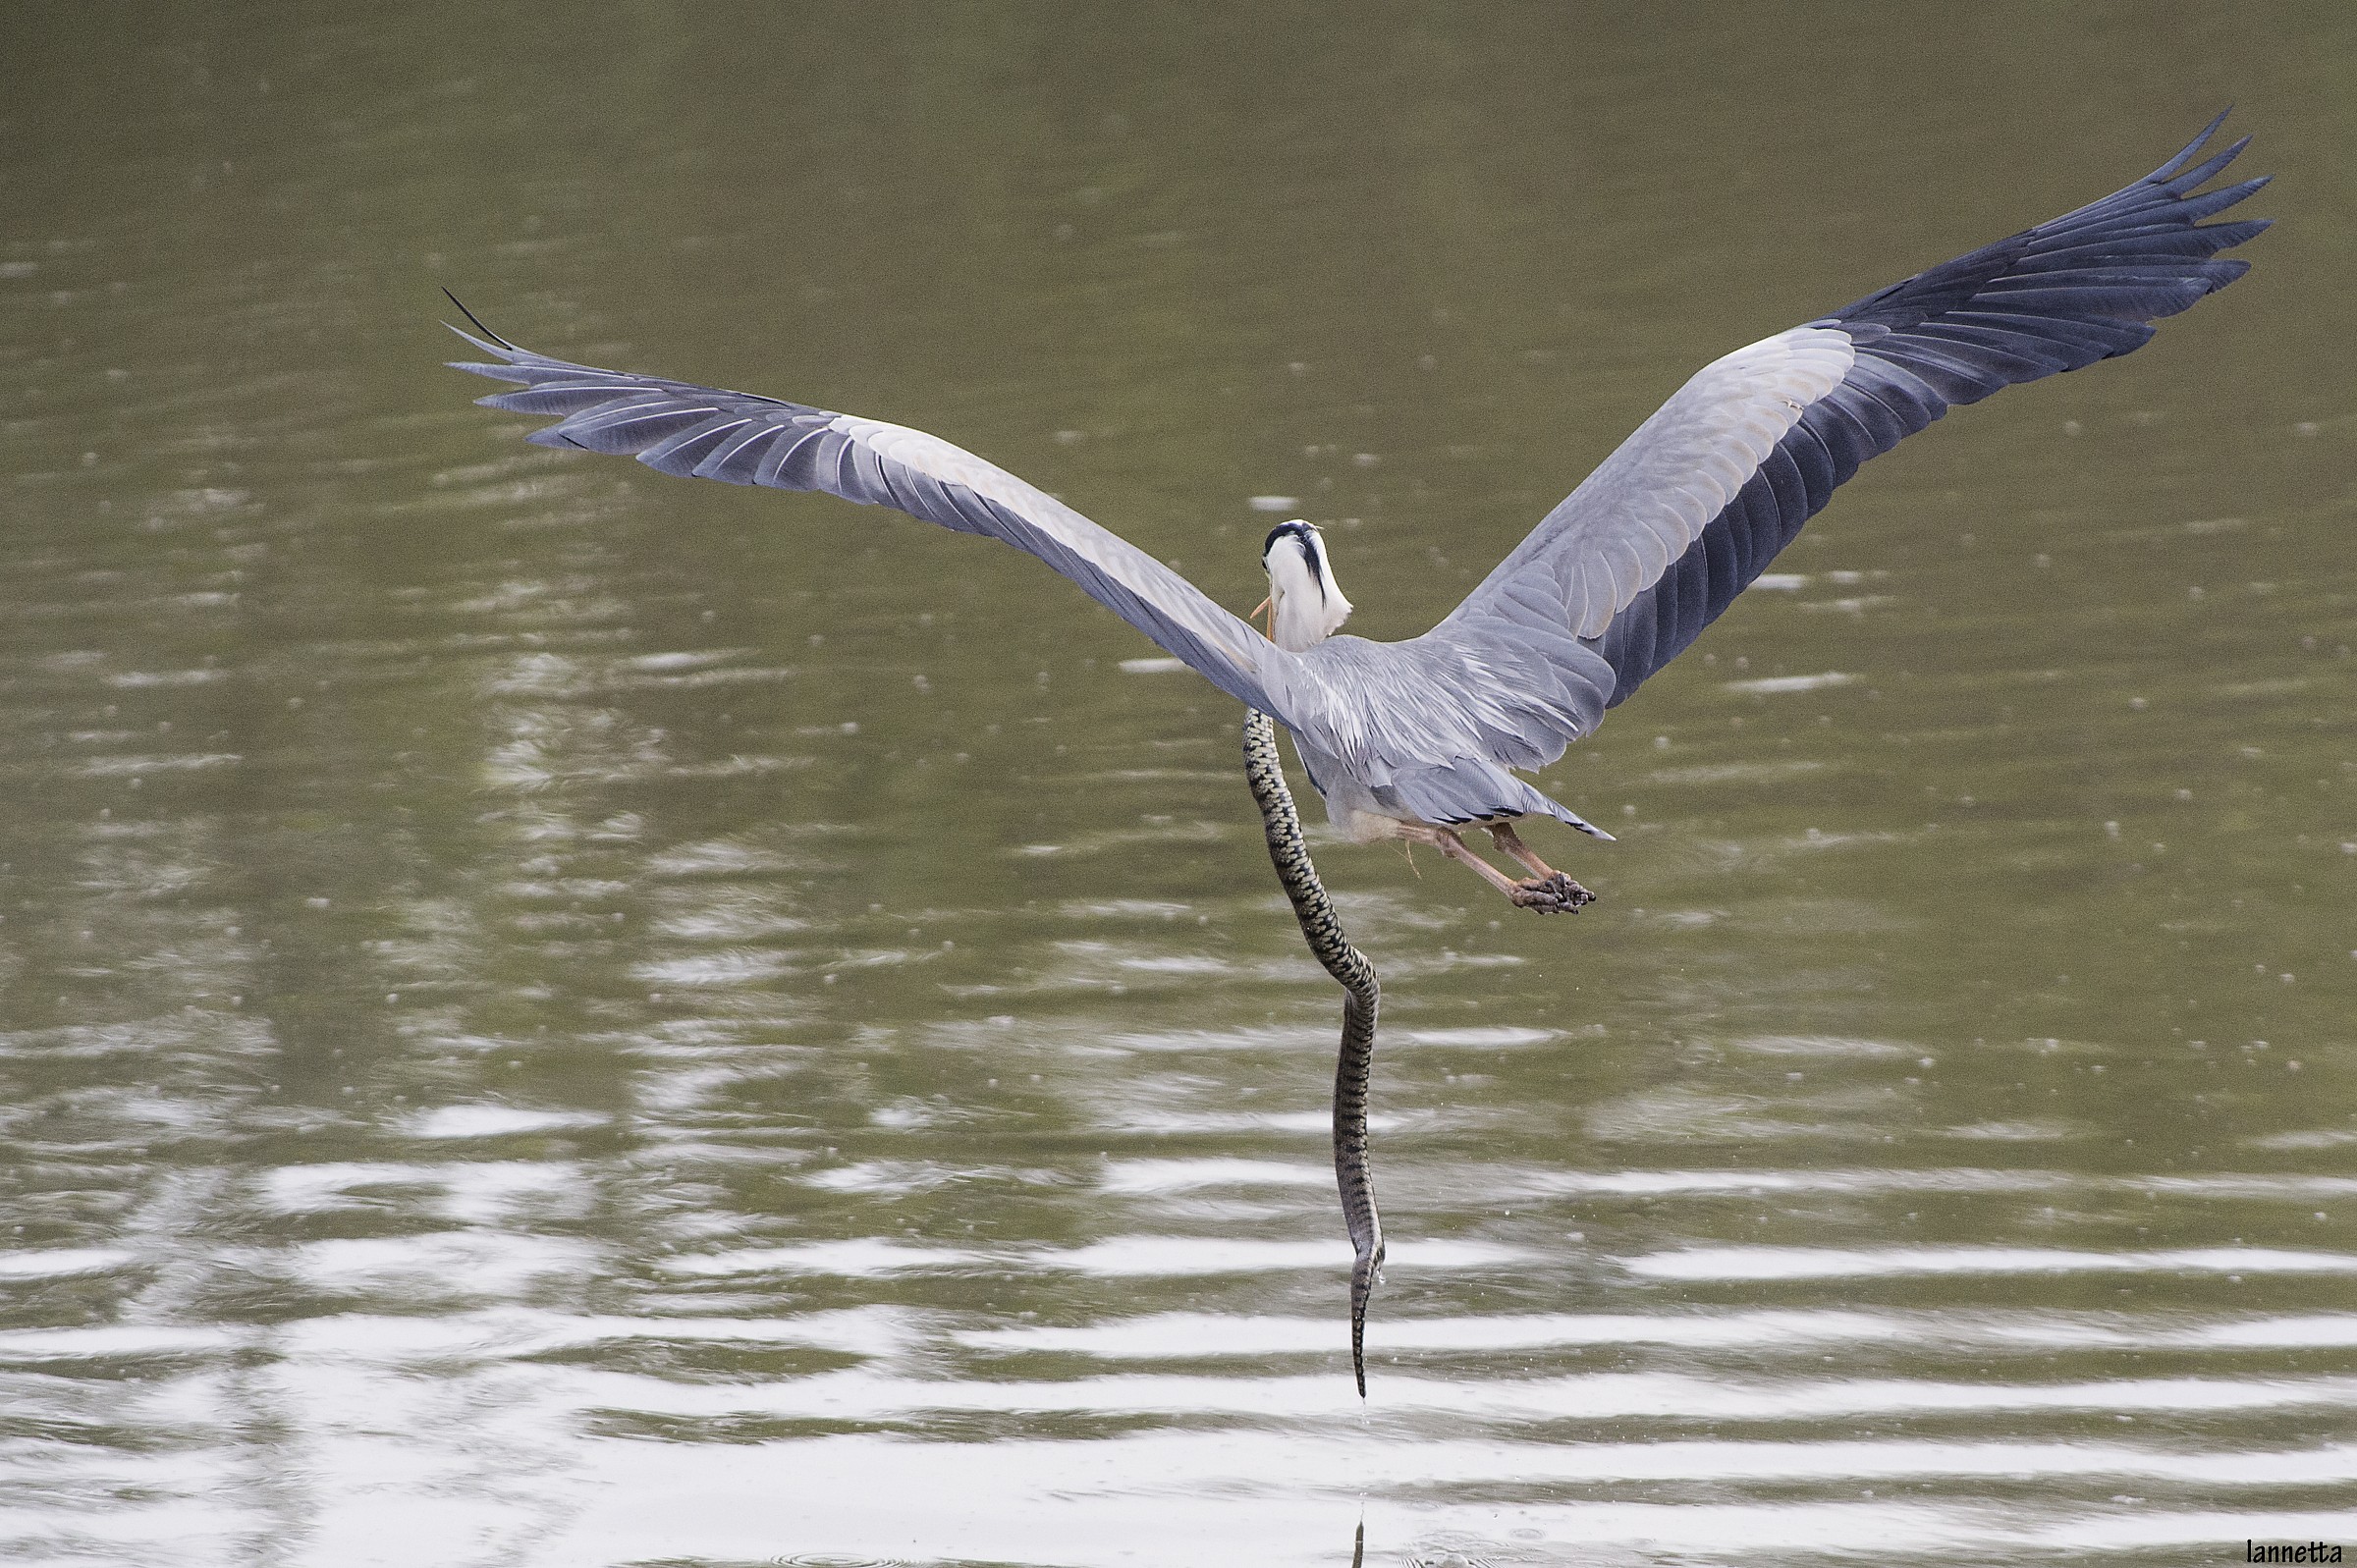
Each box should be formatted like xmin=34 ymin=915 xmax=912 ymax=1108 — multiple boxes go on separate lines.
xmin=1253 ymin=519 xmax=1353 ymax=652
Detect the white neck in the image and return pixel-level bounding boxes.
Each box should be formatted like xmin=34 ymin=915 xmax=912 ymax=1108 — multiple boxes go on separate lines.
xmin=1264 ymin=525 xmax=1352 ymax=652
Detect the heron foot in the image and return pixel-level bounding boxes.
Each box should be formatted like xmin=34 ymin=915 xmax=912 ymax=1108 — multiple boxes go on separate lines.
xmin=1508 ymin=872 xmax=1593 ymax=913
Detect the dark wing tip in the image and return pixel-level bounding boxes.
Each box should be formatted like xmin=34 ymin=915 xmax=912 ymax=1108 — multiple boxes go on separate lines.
xmin=2147 ymin=107 xmax=2235 ymax=184
xmin=439 ymin=293 xmax=541 ymax=373
xmin=439 ymin=290 xmax=520 ymax=351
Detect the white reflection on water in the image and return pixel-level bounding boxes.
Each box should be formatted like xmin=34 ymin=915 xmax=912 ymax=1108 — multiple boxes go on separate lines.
xmin=260 ymin=1307 xmax=914 ymax=1362
xmin=658 ymin=1235 xmax=1533 ymax=1278
xmin=581 ymin=1367 xmax=2357 ymax=1425
xmin=1723 ymin=671 xmax=1860 ymax=694
xmin=956 ymin=1309 xmax=2357 ymax=1357
xmin=404 ymin=1105 xmax=610 ymax=1140
xmin=528 ymin=1435 xmax=2357 ymax=1568
xmin=9 ymin=1131 xmax=2356 ymax=1568
xmin=1630 ymin=1245 xmax=2357 ymax=1280
xmin=1099 ymin=1158 xmax=1329 ymax=1193
xmin=1515 ymin=1166 xmax=2357 ymax=1199
xmin=0 ymin=1247 xmax=139 ymax=1280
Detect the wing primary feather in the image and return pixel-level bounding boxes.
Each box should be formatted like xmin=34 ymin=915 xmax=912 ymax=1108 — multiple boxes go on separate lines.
xmin=641 ymin=415 xmax=755 ymax=476
xmin=2144 ymin=108 xmax=2231 ymax=183
xmin=749 ymin=425 xmax=827 ymax=488
xmin=694 ymin=420 xmax=783 ymax=484
xmin=441 ymin=291 xmax=521 ymax=353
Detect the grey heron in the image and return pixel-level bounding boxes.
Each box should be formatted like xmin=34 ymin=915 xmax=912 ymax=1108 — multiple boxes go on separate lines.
xmin=448 ymin=114 xmax=2267 ymax=912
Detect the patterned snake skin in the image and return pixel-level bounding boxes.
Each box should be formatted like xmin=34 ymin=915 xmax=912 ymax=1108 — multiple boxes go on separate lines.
xmin=1242 ymin=709 xmax=1384 ymax=1397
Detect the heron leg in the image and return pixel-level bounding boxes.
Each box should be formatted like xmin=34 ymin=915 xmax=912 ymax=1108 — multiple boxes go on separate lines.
xmin=1486 ymin=822 xmax=1595 ymax=913
xmin=1399 ymin=824 xmax=1591 ymax=914
xmin=1485 ymin=822 xmax=1561 ymax=878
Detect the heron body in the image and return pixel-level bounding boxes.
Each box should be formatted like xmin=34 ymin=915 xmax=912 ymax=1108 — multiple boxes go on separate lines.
xmin=449 ymin=114 xmax=2268 ymax=911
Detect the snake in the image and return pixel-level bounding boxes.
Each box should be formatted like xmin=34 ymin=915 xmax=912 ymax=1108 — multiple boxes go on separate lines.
xmin=1242 ymin=708 xmax=1384 ymax=1397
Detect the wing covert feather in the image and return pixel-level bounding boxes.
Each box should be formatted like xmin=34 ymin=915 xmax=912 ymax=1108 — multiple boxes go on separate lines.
xmin=1463 ymin=327 xmax=1855 ymax=642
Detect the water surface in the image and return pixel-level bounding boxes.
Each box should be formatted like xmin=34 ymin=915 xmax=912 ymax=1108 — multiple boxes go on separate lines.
xmin=3 ymin=7 xmax=2353 ymax=1565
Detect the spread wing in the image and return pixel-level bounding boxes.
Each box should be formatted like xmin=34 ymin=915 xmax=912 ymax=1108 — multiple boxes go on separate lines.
xmin=1437 ymin=110 xmax=2271 ymax=717
xmin=445 ymin=316 xmax=1283 ymax=711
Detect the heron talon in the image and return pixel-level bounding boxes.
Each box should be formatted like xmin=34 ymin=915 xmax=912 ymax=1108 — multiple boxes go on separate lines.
xmin=1508 ymin=872 xmax=1594 ymax=913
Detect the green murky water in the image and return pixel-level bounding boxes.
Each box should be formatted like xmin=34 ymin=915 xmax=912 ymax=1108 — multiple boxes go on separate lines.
xmin=4 ymin=8 xmax=2352 ymax=1565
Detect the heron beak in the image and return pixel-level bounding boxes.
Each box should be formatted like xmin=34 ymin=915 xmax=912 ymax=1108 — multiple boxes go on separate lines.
xmin=1250 ymin=596 xmax=1272 ymax=638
